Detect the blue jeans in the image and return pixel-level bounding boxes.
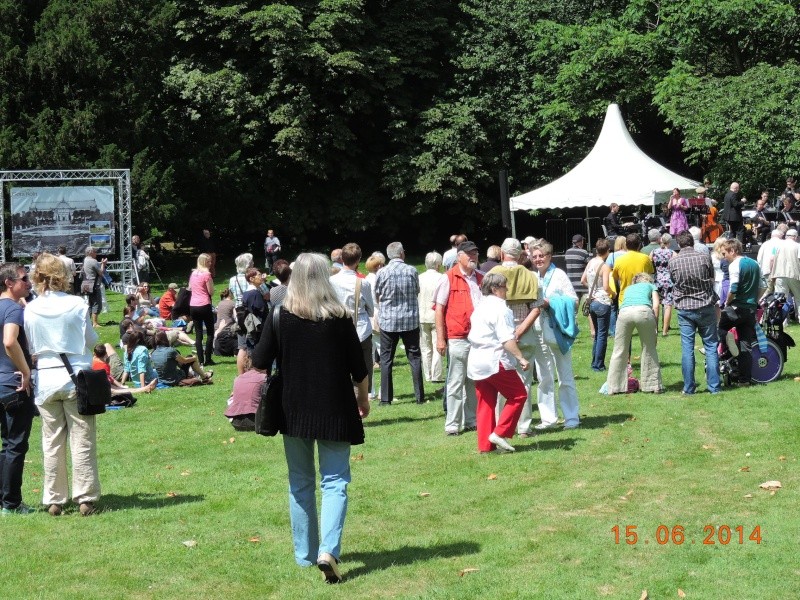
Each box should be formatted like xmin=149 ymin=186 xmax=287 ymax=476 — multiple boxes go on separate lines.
xmin=283 ymin=435 xmax=351 ymax=566
xmin=0 ymin=388 xmax=34 ymax=510
xmin=590 ymin=301 xmax=612 ymax=370
xmin=677 ymin=305 xmax=720 ymax=393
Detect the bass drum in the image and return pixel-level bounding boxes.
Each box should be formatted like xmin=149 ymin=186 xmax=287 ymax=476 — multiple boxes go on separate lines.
xmin=749 ymin=338 xmax=784 ymax=383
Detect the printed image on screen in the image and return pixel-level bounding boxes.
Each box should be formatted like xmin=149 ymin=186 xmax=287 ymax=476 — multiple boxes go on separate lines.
xmin=89 ymin=220 xmax=112 ymax=234
xmin=90 ymin=234 xmax=112 ymax=250
xmin=10 ymin=186 xmax=115 ymax=257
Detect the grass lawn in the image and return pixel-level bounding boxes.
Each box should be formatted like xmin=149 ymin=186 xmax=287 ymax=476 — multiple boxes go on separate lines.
xmin=2 ymin=281 xmax=798 ymax=599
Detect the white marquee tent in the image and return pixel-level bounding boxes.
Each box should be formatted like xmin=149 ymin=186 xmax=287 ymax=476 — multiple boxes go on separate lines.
xmin=510 ymin=103 xmax=700 ymax=212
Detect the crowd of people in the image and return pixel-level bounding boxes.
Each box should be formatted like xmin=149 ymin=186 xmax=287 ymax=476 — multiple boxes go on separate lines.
xmin=2 ymin=214 xmax=795 ymax=585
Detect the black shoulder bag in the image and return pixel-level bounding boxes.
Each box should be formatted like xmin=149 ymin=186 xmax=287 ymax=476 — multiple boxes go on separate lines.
xmin=255 ymin=307 xmax=284 ymax=436
xmin=60 ymin=354 xmax=111 ymax=416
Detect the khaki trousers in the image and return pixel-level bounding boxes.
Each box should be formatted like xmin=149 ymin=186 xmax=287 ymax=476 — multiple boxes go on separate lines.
xmin=39 ymin=390 xmax=100 ymax=505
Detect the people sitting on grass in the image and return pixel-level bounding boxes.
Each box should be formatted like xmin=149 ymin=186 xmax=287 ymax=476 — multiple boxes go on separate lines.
xmin=224 ymin=356 xmax=267 ymax=431
xmin=120 ymin=315 xmax=196 ymax=347
xmin=93 ymin=343 xmax=156 ymax=395
xmin=158 ymin=283 xmax=179 ymax=320
xmin=120 ymin=330 xmax=159 ymax=388
xmin=151 ymin=331 xmax=213 ymax=387
xmin=135 ymin=283 xmax=159 ymax=317
xmin=215 ymin=288 xmax=235 ymax=332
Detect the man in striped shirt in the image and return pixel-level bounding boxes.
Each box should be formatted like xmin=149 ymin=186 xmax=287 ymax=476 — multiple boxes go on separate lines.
xmin=565 ymin=234 xmax=590 ymax=296
xmin=669 ymin=230 xmax=720 ymax=394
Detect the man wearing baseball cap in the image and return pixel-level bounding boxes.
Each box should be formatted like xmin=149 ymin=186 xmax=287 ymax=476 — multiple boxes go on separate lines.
xmin=435 ymin=241 xmax=482 ymax=435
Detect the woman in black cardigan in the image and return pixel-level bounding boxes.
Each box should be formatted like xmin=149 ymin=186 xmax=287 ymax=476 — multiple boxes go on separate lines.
xmin=252 ymin=253 xmax=370 ymax=584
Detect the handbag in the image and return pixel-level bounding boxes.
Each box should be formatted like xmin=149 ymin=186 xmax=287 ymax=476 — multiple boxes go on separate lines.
xmin=60 ymin=354 xmax=110 ymax=416
xmin=582 ymin=260 xmax=604 ymax=317
xmin=255 ymin=307 xmax=284 ymax=437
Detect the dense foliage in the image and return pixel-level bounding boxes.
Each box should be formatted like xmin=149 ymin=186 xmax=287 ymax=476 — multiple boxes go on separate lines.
xmin=1 ymin=0 xmax=798 ymax=250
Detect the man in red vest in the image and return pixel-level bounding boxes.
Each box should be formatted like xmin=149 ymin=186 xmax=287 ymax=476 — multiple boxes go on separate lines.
xmin=435 ymin=241 xmax=483 ymax=435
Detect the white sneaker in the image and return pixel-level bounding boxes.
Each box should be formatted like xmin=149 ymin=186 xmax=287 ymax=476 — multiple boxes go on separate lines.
xmin=488 ymin=432 xmax=515 ymax=452
xmin=534 ymin=422 xmax=559 ymax=431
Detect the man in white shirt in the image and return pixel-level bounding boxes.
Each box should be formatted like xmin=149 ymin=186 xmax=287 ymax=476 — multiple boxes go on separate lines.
xmin=771 ymin=229 xmax=800 ymax=319
xmin=418 ymin=251 xmax=444 ymax=384
xmin=757 ymin=225 xmax=786 ymax=293
xmin=441 ymin=234 xmax=458 ymax=270
xmin=330 ymin=243 xmax=375 ymax=395
xmin=443 ymin=234 xmax=467 ymax=270
xmin=57 ymin=246 xmax=76 ymax=293
xmin=132 ymin=235 xmax=150 ymax=283
xmin=689 ymin=227 xmax=710 ymax=255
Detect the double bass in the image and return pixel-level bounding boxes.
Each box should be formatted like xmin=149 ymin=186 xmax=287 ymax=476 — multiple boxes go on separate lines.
xmin=701 ymin=203 xmax=724 ymax=243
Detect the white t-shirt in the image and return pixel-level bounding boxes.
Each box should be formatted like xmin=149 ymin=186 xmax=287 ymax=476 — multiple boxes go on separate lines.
xmin=467 ymin=295 xmax=517 ymax=381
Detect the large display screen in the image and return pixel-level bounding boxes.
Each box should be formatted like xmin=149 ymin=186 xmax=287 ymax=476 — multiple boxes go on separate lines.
xmin=10 ymin=185 xmax=115 ymax=257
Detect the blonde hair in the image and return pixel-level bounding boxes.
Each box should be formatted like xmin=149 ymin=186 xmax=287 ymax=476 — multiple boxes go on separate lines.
xmin=283 ymin=253 xmax=347 ymax=321
xmin=196 ymin=253 xmax=211 ymax=270
xmin=531 ymin=240 xmax=553 ymax=256
xmin=712 ymin=236 xmax=727 ymax=258
xmin=365 ymin=253 xmax=385 ymax=274
xmin=614 ymin=236 xmax=627 ymax=251
xmin=32 ymin=253 xmax=71 ymax=294
xmin=633 ymin=272 xmax=654 ymax=284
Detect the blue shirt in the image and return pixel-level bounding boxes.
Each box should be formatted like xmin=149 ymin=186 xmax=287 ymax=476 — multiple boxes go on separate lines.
xmin=0 ymin=298 xmax=30 ymax=390
xmin=124 ymin=345 xmax=157 ymax=385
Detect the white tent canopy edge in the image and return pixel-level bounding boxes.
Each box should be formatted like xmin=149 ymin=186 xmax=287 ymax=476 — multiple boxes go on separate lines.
xmin=510 ymin=103 xmax=700 ymax=214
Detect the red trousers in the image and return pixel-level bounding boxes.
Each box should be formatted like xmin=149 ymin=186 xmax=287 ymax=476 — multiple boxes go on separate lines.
xmin=475 ymin=365 xmax=527 ymax=452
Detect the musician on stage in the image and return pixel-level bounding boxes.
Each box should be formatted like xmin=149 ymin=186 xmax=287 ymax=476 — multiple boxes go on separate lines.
xmin=698 ymin=187 xmax=724 ymax=243
xmin=779 ymin=195 xmax=798 ymax=228
xmin=785 ymin=177 xmax=800 ymax=205
xmin=721 ymin=182 xmax=746 ymax=242
xmin=752 ymin=192 xmax=771 ymax=243
xmin=604 ymin=203 xmax=636 ymax=236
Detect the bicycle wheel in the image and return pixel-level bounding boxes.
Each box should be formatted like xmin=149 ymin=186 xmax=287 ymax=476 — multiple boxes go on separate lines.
xmin=750 ymin=339 xmax=784 ymax=383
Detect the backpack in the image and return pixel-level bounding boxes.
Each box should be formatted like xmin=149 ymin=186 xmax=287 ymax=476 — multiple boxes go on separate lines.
xmin=235 ymin=304 xmax=250 ymax=335
xmin=214 ymin=324 xmax=239 ymax=356
xmin=236 ymin=289 xmax=263 ymax=338
xmin=171 ymin=287 xmax=191 ymax=320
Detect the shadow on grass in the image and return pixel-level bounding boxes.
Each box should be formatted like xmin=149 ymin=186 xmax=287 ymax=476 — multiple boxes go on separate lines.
xmin=515 ymin=437 xmax=580 ymax=452
xmin=344 ymin=541 xmax=481 ymax=580
xmin=364 ymin=413 xmax=442 ymax=428
xmin=100 ymin=492 xmax=205 ymax=511
xmin=572 ymin=413 xmax=633 ymax=430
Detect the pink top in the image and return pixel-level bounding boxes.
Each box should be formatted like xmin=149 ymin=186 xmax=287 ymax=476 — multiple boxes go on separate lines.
xmin=189 ymin=270 xmax=213 ymax=306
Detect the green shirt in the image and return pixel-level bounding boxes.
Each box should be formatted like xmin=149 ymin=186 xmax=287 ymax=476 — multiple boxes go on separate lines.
xmin=620 ymin=282 xmax=655 ymax=310
xmin=729 ymin=256 xmax=760 ymax=308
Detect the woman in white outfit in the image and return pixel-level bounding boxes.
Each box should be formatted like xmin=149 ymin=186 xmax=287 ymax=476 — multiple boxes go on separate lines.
xmin=25 ymin=253 xmax=100 ymax=516
xmin=529 ymin=241 xmax=580 ymax=430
